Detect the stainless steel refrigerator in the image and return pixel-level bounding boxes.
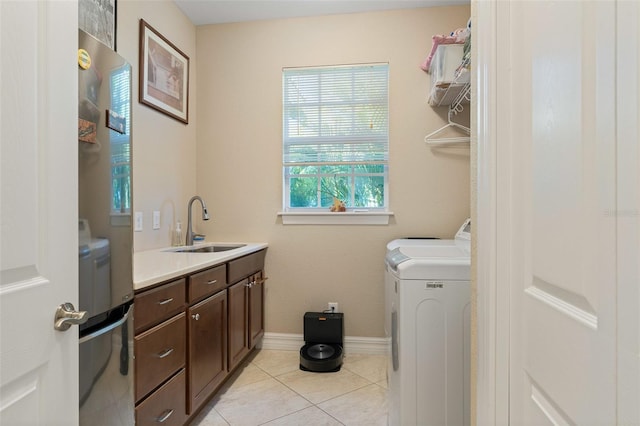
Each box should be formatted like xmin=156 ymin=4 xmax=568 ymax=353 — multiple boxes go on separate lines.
xmin=78 ymin=29 xmax=134 ymax=425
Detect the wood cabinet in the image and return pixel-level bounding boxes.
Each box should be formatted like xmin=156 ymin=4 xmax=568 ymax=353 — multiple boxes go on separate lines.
xmin=188 ymin=290 xmax=227 ymax=414
xmin=188 ymin=264 xmax=226 ymax=303
xmin=228 ymin=279 xmax=250 ymax=371
xmin=249 ymin=270 xmax=265 ymax=349
xmin=134 ymin=249 xmax=266 ymax=425
xmin=135 ymin=313 xmax=186 ymax=401
xmin=228 ymin=250 xmax=266 ymax=284
xmin=135 ymin=278 xmax=186 ymax=333
xmin=134 ymin=276 xmax=187 ymax=426
xmin=135 ymin=369 xmax=187 ymax=426
xmin=228 ymin=251 xmax=267 ymax=371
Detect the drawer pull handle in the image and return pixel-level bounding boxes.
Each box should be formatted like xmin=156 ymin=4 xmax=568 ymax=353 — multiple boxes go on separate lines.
xmin=156 ymin=348 xmax=174 ymax=359
xmin=245 ymin=281 xmax=254 ymax=288
xmin=157 ymin=298 xmax=174 ymax=305
xmin=192 ymin=313 xmax=200 ymax=321
xmin=207 ymin=279 xmax=217 ymax=285
xmin=156 ymin=409 xmax=174 ymax=423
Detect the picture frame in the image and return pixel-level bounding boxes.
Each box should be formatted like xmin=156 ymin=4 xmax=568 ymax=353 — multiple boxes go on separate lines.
xmin=79 ymin=0 xmax=117 ymax=50
xmin=139 ymin=19 xmax=189 ymax=124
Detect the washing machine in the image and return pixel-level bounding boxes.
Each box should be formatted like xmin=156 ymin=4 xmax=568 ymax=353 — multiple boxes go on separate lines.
xmin=385 ymin=219 xmax=471 ymax=426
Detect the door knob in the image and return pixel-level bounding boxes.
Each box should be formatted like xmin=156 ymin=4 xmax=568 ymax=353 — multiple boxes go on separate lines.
xmin=54 ymin=303 xmax=88 ymax=331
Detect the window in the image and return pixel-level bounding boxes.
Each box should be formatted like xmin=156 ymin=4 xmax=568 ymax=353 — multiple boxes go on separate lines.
xmin=282 ymin=63 xmax=389 ymax=212
xmin=110 ymin=65 xmax=131 ymax=214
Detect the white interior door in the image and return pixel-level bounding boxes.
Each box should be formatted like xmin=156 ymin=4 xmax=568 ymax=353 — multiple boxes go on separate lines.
xmin=0 ymin=1 xmax=79 ymax=424
xmin=506 ymin=1 xmax=618 ymax=424
xmin=476 ymin=0 xmax=640 ymax=424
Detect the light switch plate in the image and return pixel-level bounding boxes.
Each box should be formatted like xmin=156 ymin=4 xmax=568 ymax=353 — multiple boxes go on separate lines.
xmin=134 ymin=212 xmax=143 ymax=232
xmin=152 ymin=211 xmax=160 ymax=230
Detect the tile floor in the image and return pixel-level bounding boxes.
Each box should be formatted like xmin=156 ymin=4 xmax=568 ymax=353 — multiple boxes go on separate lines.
xmin=190 ymin=349 xmax=389 ymax=426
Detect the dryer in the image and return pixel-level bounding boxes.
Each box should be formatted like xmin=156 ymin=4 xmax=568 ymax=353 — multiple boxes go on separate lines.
xmin=385 ymin=219 xmax=471 ymax=426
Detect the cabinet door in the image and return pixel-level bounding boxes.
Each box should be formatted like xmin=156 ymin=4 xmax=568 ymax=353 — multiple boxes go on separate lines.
xmin=228 ymin=279 xmax=249 ymax=371
xmin=188 ymin=290 xmax=227 ymax=414
xmin=249 ymin=271 xmax=265 ymax=349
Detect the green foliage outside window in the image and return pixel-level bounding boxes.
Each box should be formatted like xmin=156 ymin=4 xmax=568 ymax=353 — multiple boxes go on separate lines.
xmin=287 ymin=164 xmax=385 ymax=208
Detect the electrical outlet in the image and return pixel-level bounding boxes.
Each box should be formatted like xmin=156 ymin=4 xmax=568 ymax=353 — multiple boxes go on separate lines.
xmin=153 ymin=211 xmax=160 ymax=230
xmin=328 ymin=302 xmax=338 ymax=313
xmin=134 ymin=212 xmax=143 ymax=232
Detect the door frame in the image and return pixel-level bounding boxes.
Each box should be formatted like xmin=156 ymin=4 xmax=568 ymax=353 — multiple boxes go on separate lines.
xmin=473 ymin=0 xmax=510 ymax=424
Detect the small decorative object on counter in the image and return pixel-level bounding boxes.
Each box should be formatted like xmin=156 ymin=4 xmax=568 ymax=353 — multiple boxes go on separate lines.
xmin=330 ymin=198 xmax=346 ymax=212
xmin=172 ymin=221 xmax=183 ymax=246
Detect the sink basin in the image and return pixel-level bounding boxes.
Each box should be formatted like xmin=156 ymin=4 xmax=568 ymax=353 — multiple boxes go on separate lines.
xmin=169 ymin=244 xmax=246 ymax=253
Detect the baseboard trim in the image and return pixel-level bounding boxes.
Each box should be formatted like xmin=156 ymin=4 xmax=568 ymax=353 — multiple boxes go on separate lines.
xmin=258 ymin=332 xmax=390 ymax=355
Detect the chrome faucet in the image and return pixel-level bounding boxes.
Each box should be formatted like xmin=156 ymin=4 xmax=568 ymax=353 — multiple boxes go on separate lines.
xmin=186 ymin=196 xmax=210 ymax=246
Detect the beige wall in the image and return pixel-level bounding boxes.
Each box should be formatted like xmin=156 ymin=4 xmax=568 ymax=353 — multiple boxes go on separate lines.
xmin=195 ymin=6 xmax=471 ymax=338
xmin=117 ymin=0 xmax=197 ymax=252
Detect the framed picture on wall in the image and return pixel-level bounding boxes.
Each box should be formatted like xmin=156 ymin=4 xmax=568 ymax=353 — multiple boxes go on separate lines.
xmin=139 ymin=19 xmax=189 ymax=124
xmin=78 ymin=0 xmax=117 ymax=50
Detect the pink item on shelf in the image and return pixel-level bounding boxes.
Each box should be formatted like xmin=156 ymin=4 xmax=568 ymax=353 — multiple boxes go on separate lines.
xmin=420 ymin=33 xmax=465 ymax=72
xmin=451 ymin=27 xmax=469 ymax=43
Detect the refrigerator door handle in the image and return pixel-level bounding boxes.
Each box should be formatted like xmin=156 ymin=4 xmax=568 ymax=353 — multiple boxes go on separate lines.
xmin=79 ymin=304 xmax=133 ymax=344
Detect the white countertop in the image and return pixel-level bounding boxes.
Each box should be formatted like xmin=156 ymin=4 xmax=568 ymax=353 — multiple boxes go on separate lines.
xmin=133 ymin=242 xmax=268 ymax=291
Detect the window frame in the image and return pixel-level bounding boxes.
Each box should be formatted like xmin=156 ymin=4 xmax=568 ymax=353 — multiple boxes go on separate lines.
xmin=282 ymin=63 xmax=390 ymax=214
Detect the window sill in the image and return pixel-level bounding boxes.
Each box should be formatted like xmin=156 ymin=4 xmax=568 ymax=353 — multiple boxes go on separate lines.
xmin=278 ymin=211 xmax=394 ymax=225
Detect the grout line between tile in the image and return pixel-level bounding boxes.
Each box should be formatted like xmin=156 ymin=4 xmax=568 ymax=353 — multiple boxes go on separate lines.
xmin=270 ymin=373 xmax=316 ymax=405
xmin=314 ymin=406 xmax=347 ymax=426
xmin=311 ymin=380 xmax=374 ymax=405
xmin=215 ymin=407 xmax=231 ymax=426
xmin=193 ymin=350 xmax=387 ymax=426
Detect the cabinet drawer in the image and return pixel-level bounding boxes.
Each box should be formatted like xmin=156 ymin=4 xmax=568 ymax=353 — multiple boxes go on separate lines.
xmin=135 ymin=369 xmax=187 ymax=426
xmin=227 ymin=250 xmax=266 ymax=283
xmin=135 ymin=313 xmax=186 ymax=401
xmin=135 ymin=278 xmax=186 ymax=332
xmin=189 ymin=264 xmax=227 ymax=303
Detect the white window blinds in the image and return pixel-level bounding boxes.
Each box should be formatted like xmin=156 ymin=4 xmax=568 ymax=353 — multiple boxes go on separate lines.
xmin=283 ymin=63 xmax=389 ymax=166
xmin=110 ymin=65 xmax=131 ymax=214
